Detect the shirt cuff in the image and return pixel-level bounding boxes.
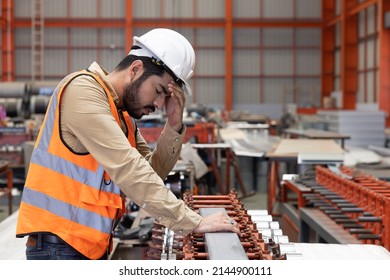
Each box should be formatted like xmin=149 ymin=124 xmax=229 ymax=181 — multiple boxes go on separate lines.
xmin=169 ymin=206 xmax=202 ymax=236
xmin=163 ymin=122 xmax=186 ymax=140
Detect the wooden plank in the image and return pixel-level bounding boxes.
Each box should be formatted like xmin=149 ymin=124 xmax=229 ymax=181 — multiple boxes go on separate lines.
xmin=270 ymin=139 xmax=344 ymax=157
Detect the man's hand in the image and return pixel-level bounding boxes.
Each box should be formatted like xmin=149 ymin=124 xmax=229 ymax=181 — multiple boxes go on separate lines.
xmin=193 ymin=211 xmax=241 ymax=236
xmin=165 ymin=81 xmax=185 ymax=133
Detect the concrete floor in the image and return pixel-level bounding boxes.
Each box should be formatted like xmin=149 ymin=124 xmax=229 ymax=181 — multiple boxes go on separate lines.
xmin=0 ymin=189 xmax=21 ymax=223
xmin=240 ymin=191 xmax=268 ymax=210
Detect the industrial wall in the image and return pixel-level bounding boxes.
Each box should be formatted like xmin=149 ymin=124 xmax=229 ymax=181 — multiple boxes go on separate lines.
xmin=1 ymin=0 xmax=382 ymax=120
xmin=332 ymin=0 xmax=379 ymax=104
xmin=2 ymin=0 xmax=321 ymax=120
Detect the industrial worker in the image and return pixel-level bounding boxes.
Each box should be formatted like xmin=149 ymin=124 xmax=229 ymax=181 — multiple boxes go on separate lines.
xmin=16 ymin=28 xmax=240 ymax=260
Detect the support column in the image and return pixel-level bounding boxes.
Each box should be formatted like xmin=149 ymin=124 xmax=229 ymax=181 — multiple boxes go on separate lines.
xmin=341 ymin=0 xmax=359 ymax=109
xmin=125 ymin=0 xmax=133 ymax=53
xmin=1 ymin=0 xmax=15 ymax=81
xmin=225 ymin=0 xmax=233 ymax=111
xmin=321 ymin=0 xmax=336 ymax=105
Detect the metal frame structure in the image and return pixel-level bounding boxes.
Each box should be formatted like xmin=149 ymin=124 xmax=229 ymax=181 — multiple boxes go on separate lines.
xmin=1 ymin=0 xmax=321 ymax=108
xmin=0 ymin=0 xmax=389 ymax=124
xmin=322 ymin=0 xmax=390 ymax=126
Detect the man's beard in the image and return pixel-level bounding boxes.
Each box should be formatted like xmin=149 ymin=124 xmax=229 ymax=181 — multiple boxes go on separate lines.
xmin=122 ymin=76 xmax=155 ymax=119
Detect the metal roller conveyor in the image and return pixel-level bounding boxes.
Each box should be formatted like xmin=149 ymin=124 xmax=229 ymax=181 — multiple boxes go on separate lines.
xmin=146 ymin=190 xmax=299 ymax=260
xmin=296 ymin=165 xmax=390 ymax=250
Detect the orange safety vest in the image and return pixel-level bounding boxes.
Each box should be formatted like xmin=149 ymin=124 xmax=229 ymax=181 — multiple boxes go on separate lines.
xmin=16 ymin=70 xmax=137 ymax=259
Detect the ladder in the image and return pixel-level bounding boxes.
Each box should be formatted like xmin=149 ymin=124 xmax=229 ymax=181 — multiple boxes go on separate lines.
xmin=31 ymin=0 xmax=44 ymax=81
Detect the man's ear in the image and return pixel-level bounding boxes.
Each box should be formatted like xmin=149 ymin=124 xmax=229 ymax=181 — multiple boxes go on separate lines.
xmin=129 ymin=60 xmax=144 ymax=81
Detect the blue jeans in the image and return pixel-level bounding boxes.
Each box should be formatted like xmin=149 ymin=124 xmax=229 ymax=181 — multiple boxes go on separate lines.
xmin=26 ymin=235 xmax=107 ymax=260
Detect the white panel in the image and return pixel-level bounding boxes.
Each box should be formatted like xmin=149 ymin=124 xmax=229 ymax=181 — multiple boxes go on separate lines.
xmin=376 ymin=37 xmax=380 ymax=66
xmin=174 ymin=28 xmax=195 ymax=44
xmin=101 ymin=0 xmax=125 ymax=18
xmin=45 ymin=28 xmax=68 ymax=46
xmin=71 ymin=0 xmax=97 ymax=18
xmin=376 ymin=69 xmax=379 ymax=100
xmin=296 ymin=0 xmax=321 ymax=18
xmin=233 ymin=78 xmax=260 ymax=104
xmin=263 ymin=0 xmax=293 ymax=18
xmin=14 ymin=0 xmax=32 ymax=17
xmin=358 ymin=42 xmax=365 ymax=70
xmin=100 ymin=28 xmax=125 ymax=49
xmin=71 ymin=50 xmax=97 ymax=72
xmin=366 ymin=39 xmax=375 ymax=69
xmin=263 ymin=28 xmax=293 ymax=46
xmin=45 ymin=0 xmax=67 ymax=17
xmin=335 ymin=0 xmax=341 ymax=16
xmin=196 ymin=50 xmax=225 ymax=75
xmin=101 ymin=50 xmax=125 ymax=72
xmin=15 ymin=49 xmax=31 ymax=76
xmin=133 ymin=28 xmax=150 ymax=38
xmin=335 ymin=23 xmax=341 ymax=47
xmin=15 ymin=28 xmax=31 ymax=46
xmin=233 ymin=0 xmax=260 ymax=18
xmin=196 ymin=78 xmax=225 ymax=105
xmin=295 ymin=79 xmax=321 ymax=107
xmin=196 ymin=28 xmax=225 ymax=47
xmin=233 ymin=29 xmax=261 ymax=47
xmin=334 ymin=77 xmax=340 ymax=91
xmin=44 ymin=50 xmax=68 ymax=76
xmin=133 ymin=0 xmax=161 ymax=18
xmin=234 ymin=50 xmax=260 ymax=75
xmin=358 ymin=72 xmax=364 ymax=103
xmin=197 ymin=0 xmax=225 ymax=18
xmin=334 ymin=50 xmax=341 ymax=76
xmin=367 ymin=5 xmax=377 ymax=34
xmin=70 ymin=29 xmax=98 ymax=46
xmin=163 ymin=0 xmax=195 ymax=19
xmin=263 ymin=78 xmax=292 ymax=103
xmin=296 ymin=28 xmax=321 ymax=46
xmin=366 ymin=71 xmax=375 ymax=103
xmin=358 ymin=12 xmax=365 ymax=38
xmin=296 ymin=49 xmax=321 ymax=75
xmin=263 ymin=49 xmax=293 ymax=75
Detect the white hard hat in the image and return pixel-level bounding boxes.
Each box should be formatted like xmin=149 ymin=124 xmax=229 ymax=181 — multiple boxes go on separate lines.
xmin=129 ymin=28 xmax=195 ymax=95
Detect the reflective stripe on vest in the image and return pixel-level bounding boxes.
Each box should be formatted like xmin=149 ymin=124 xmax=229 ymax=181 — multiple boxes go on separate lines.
xmin=16 ymin=70 xmax=136 ymax=259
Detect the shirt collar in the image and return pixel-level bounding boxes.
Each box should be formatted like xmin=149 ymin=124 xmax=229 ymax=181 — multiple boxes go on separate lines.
xmin=87 ymin=62 xmax=119 ymax=105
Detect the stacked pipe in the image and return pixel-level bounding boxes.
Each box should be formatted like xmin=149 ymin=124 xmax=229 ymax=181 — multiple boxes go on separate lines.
xmin=0 ymin=81 xmax=56 ymax=119
xmin=146 ymin=190 xmax=302 ymax=260
xmin=314 ymin=165 xmax=390 ymax=251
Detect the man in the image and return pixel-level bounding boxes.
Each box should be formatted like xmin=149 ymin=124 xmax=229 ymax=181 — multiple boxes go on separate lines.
xmin=16 ymin=28 xmax=239 ymax=260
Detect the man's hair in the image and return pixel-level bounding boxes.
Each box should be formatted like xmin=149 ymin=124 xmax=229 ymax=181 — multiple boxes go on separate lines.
xmin=114 ymin=54 xmax=166 ymax=81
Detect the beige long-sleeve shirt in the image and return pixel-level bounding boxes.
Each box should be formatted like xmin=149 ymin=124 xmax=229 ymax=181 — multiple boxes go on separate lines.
xmin=59 ymin=62 xmax=201 ymax=235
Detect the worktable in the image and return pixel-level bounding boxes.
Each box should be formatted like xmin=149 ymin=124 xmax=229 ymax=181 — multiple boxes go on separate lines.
xmin=283 ymin=128 xmax=350 ymax=148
